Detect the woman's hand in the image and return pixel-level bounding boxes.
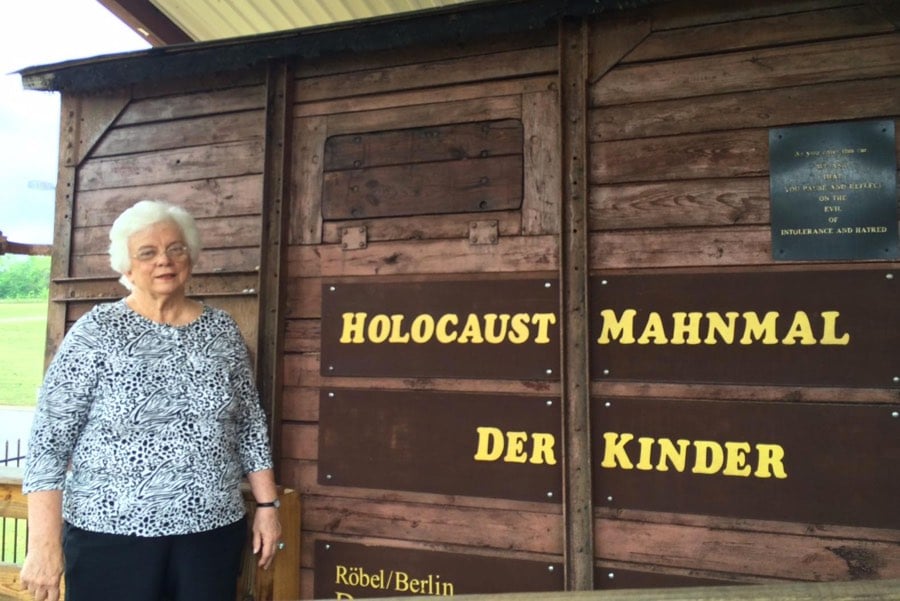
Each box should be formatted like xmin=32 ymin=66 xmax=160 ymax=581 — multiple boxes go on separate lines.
xmin=252 ymin=507 xmax=282 ymax=570
xmin=20 ymin=545 xmax=64 ymax=601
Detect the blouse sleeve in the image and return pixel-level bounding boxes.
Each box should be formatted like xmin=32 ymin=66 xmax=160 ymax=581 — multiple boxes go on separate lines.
xmin=224 ymin=318 xmax=274 ymax=475
xmin=23 ymin=312 xmax=104 ymax=494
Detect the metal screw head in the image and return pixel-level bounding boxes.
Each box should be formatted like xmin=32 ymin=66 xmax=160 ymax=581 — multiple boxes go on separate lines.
xmin=546 ymin=368 xmax=553 ymax=375
xmin=328 ymin=392 xmax=335 ymax=398
xmin=544 ymin=282 xmax=552 ymax=288
xmin=893 ymin=376 xmax=900 ymax=384
xmin=608 ymin=572 xmax=615 ymax=579
xmin=887 ymin=273 xmax=894 ymax=280
xmin=607 ymin=495 xmax=613 ymax=502
xmin=548 ymin=566 xmax=555 ymax=572
xmin=326 ymin=474 xmax=333 ymax=480
xmin=604 ymin=401 xmax=611 ymax=408
xmin=603 ymin=369 xmax=610 ymax=376
xmin=329 ymin=286 xmax=336 ymax=292
xmin=892 ymin=411 xmax=899 ymax=418
xmin=546 ymin=400 xmax=553 ymax=406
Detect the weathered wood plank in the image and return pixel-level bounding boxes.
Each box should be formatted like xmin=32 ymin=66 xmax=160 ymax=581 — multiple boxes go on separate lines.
xmin=72 ymin=215 xmax=261 ymax=255
xmin=589 ymin=16 xmax=651 ymax=83
xmin=282 ymin=352 xmax=560 ymax=396
xmin=324 ymin=119 xmax=523 ymax=171
xmin=323 ymin=155 xmax=523 ymax=220
xmin=321 ymin=210 xmax=522 ymax=244
xmin=284 ymin=319 xmax=320 ymax=354
xmin=592 ymin=381 xmax=900 ymax=405
xmin=282 ymin=386 xmax=319 ymax=421
xmin=74 ymin=92 xmax=131 ymax=166
xmin=73 ymin=175 xmax=263 ymax=228
xmin=282 ymin=423 xmax=318 ymax=461
xmin=522 ymin=89 xmax=562 ymax=235
xmin=294 ymin=46 xmax=556 ymax=102
xmin=58 ymin=273 xmax=260 ymax=308
xmin=591 ymin=34 xmax=900 ymax=106
xmin=589 ymin=178 xmax=770 ymax=230
xmin=303 ymin=494 xmax=563 ymax=555
xmin=594 ymin=517 xmax=900 ymax=581
xmin=648 ymin=0 xmax=860 ymax=31
xmin=286 ymin=236 xmax=559 ymax=278
xmin=591 ymin=77 xmax=900 ymax=142
xmin=591 ymin=130 xmax=769 ymax=184
xmin=321 ymin=95 xmax=523 ymax=138
xmin=285 ymin=277 xmax=320 ymax=317
xmin=118 ymin=84 xmax=266 ymax=125
xmin=77 ymin=141 xmax=264 ymax=191
xmin=295 ymin=76 xmax=553 ymax=119
xmin=71 ymin=247 xmax=261 ymax=277
xmin=289 ymin=116 xmax=327 ymax=246
xmin=625 ymin=5 xmax=895 ymax=63
xmin=93 ymin=110 xmax=263 ymax=157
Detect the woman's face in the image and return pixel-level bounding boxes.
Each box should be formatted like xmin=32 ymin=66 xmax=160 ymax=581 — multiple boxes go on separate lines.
xmin=125 ymin=220 xmax=193 ymax=298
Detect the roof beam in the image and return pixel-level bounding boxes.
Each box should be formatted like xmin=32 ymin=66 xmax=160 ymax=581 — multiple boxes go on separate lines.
xmin=97 ymin=0 xmax=194 ymax=46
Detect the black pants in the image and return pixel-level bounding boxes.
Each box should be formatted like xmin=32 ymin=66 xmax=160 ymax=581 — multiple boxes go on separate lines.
xmin=63 ymin=518 xmax=246 ymax=601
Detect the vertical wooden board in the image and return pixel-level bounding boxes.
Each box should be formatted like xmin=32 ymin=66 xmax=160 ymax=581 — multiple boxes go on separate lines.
xmin=522 ymin=89 xmax=562 ymax=236
xmin=290 ymin=116 xmax=326 ymax=245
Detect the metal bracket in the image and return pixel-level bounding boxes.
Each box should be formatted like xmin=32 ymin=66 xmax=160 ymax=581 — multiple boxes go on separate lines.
xmin=341 ymin=226 xmax=367 ymax=250
xmin=468 ymin=220 xmax=499 ymax=245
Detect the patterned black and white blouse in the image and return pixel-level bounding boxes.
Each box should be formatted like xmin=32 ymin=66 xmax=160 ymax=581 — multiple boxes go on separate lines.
xmin=23 ymin=300 xmax=273 ymax=537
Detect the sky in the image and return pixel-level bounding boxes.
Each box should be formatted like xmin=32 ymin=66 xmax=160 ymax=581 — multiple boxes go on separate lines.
xmin=0 ymin=0 xmax=151 ymax=245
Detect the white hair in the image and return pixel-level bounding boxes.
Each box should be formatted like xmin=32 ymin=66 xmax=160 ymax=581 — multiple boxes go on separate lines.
xmin=108 ymin=200 xmax=202 ymax=290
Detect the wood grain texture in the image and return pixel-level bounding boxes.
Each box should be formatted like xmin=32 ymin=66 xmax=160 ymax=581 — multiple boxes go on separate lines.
xmin=118 ymin=84 xmax=265 ymax=125
xmin=522 ymin=89 xmax=562 ymax=235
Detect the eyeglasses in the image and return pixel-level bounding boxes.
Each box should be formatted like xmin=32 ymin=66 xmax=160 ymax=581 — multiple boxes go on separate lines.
xmin=132 ymin=244 xmax=190 ymax=262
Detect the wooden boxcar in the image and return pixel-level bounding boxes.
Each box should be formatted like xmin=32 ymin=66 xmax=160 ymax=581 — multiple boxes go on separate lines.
xmin=20 ymin=0 xmax=899 ymax=598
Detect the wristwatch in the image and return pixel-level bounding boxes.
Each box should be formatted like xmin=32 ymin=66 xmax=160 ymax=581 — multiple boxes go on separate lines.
xmin=256 ymin=499 xmax=281 ymax=508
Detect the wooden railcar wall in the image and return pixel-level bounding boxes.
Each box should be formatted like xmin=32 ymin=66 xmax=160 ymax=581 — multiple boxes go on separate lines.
xmin=280 ymin=29 xmax=567 ymax=599
xmin=586 ymin=0 xmax=900 ymax=587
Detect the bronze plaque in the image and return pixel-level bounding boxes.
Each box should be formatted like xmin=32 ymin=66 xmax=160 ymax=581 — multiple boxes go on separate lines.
xmin=592 ymin=397 xmax=900 ymax=529
xmin=321 ymin=278 xmax=559 ymax=380
xmin=770 ymin=120 xmax=898 ymax=261
xmin=318 ymin=389 xmax=562 ymax=503
xmin=590 ymin=269 xmax=899 ymax=388
xmin=315 ymin=540 xmax=563 ymax=598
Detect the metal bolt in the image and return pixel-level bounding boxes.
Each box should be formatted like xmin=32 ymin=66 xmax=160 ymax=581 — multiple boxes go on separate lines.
xmin=887 ymin=273 xmax=894 ymax=280
xmin=548 ymin=566 xmax=555 ymax=572
xmin=892 ymin=411 xmax=899 ymax=418
xmin=607 ymin=495 xmax=613 ymax=502
xmin=608 ymin=572 xmax=615 ymax=580
xmin=604 ymin=401 xmax=611 ymax=408
xmin=325 ymin=544 xmax=331 ymax=550
xmin=546 ymin=368 xmax=553 ymax=375
xmin=601 ymin=279 xmax=608 ymax=285
xmin=544 ymin=282 xmax=552 ymax=288
xmin=328 ymin=365 xmax=334 ymax=372
xmin=326 ymin=474 xmax=333 ymax=480
xmin=547 ymin=491 xmax=554 ymax=498
xmin=894 ymin=376 xmax=900 ymax=384
xmin=329 ymin=285 xmax=336 ymax=292
xmin=328 ymin=392 xmax=335 ymax=398
xmin=603 ymin=369 xmax=610 ymax=376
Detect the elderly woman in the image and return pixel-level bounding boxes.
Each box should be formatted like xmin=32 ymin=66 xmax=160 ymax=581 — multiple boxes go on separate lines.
xmin=21 ymin=200 xmax=281 ymax=601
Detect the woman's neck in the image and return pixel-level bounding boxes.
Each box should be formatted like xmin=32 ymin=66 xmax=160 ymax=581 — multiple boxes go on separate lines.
xmin=125 ymin=292 xmax=201 ymax=326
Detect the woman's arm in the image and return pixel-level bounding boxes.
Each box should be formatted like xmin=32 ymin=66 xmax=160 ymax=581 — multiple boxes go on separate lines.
xmin=247 ymin=468 xmax=282 ymax=570
xmin=20 ymin=489 xmax=64 ymax=601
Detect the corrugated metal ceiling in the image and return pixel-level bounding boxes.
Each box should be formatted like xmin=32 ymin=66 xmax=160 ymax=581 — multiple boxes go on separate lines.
xmin=151 ymin=0 xmax=483 ymax=41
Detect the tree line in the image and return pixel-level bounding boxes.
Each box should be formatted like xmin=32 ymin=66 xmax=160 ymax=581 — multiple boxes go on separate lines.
xmin=0 ymin=256 xmax=51 ymax=299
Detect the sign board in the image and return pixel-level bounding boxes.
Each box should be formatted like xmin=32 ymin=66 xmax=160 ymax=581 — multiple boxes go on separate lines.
xmin=592 ymin=397 xmax=900 ymax=529
xmin=769 ymin=120 xmax=898 ymax=261
xmin=318 ymin=389 xmax=562 ymax=503
xmin=321 ymin=278 xmax=559 ymax=380
xmin=315 ymin=540 xmax=563 ymax=598
xmin=590 ymin=269 xmax=899 ymax=388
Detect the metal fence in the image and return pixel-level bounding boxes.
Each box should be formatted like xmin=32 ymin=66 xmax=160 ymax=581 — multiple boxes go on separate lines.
xmin=1 ymin=439 xmax=26 ymax=564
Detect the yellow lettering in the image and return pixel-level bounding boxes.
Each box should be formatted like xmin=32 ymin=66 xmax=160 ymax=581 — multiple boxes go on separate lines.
xmin=435 ymin=314 xmax=458 ymax=343
xmin=473 ymin=427 xmax=504 ymax=461
xmin=504 ymin=431 xmax=529 ymax=463
xmin=529 ymin=433 xmax=557 ymax=465
xmin=819 ymin=311 xmax=850 ymax=345
xmin=656 ymin=438 xmax=690 ymax=472
xmin=409 ymin=314 xmax=434 ymax=343
xmin=388 ymin=314 xmax=410 ymax=343
xmin=482 ymin=314 xmax=510 ymax=344
xmin=739 ymin=311 xmax=780 ymax=345
xmin=723 ymin=442 xmax=752 ymax=477
xmin=636 ymin=437 xmax=655 ymax=470
xmin=531 ymin=313 xmax=557 ymax=344
xmin=781 ymin=311 xmax=817 ymax=345
xmin=339 ymin=312 xmax=367 ymax=343
xmin=601 ymin=432 xmax=634 ymax=469
xmin=637 ymin=312 xmax=669 ymax=345
xmin=692 ymin=440 xmax=724 ymax=474
xmin=597 ymin=309 xmax=636 ymax=344
xmin=704 ymin=311 xmax=739 ymax=344
xmin=457 ymin=313 xmax=485 ymax=343
xmin=367 ymin=314 xmax=391 ymax=343
xmin=671 ymin=312 xmax=703 ymax=345
xmin=754 ymin=444 xmax=788 ymax=478
xmin=508 ymin=313 xmax=531 ymax=344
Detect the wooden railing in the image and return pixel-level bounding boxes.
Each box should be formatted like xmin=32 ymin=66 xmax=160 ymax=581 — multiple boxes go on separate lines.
xmin=0 ymin=467 xmax=300 ymax=601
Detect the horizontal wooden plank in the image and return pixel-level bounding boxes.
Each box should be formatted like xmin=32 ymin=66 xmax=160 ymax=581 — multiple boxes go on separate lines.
xmin=303 ymin=494 xmax=563 ymax=554
xmin=285 ymin=277 xmax=320 ymax=318
xmin=591 ymin=130 xmax=769 ymax=184
xmin=591 ymin=33 xmax=900 ymax=106
xmin=72 ymin=215 xmax=261 ymax=255
xmin=93 ymin=110 xmax=263 ymax=157
xmin=118 ymin=84 xmax=266 ymax=125
xmin=286 ymin=235 xmax=559 ymax=278
xmin=594 ymin=517 xmax=900 ymax=581
xmin=589 ymin=178 xmax=770 ymax=230
xmin=321 ymin=210 xmax=522 ymax=244
xmin=73 ymin=175 xmax=263 ymax=228
xmin=294 ymin=46 xmax=556 ymax=102
xmin=592 ymin=381 xmax=900 ymax=405
xmin=323 ymin=155 xmax=523 ymax=220
xmin=0 ymin=566 xmax=28 ymax=601
xmin=590 ymin=78 xmax=900 ymax=142
xmin=648 ymin=0 xmax=859 ymax=31
xmin=625 ymin=5 xmax=894 ymax=63
xmin=282 ymin=386 xmax=319 ymax=421
xmin=320 ymin=95 xmax=523 ymax=138
xmin=284 ymin=319 xmax=320 ymax=354
xmin=324 ymin=119 xmax=523 ymax=171
xmin=295 ymin=76 xmax=553 ymax=120
xmin=71 ymin=246 xmax=261 ymax=277
xmin=282 ymin=352 xmax=561 ymax=397
xmin=0 ymin=472 xmax=27 ymax=521
xmin=77 ymin=141 xmax=264 ymax=191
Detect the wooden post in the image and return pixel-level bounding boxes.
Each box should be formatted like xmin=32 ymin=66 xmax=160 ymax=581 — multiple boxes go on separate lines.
xmin=558 ymin=16 xmax=594 ymax=592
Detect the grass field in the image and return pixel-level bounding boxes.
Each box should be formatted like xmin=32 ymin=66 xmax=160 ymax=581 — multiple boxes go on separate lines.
xmin=0 ymin=300 xmax=48 ymax=407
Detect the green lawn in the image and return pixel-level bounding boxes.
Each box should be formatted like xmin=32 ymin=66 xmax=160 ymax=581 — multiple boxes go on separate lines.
xmin=0 ymin=300 xmax=48 ymax=407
